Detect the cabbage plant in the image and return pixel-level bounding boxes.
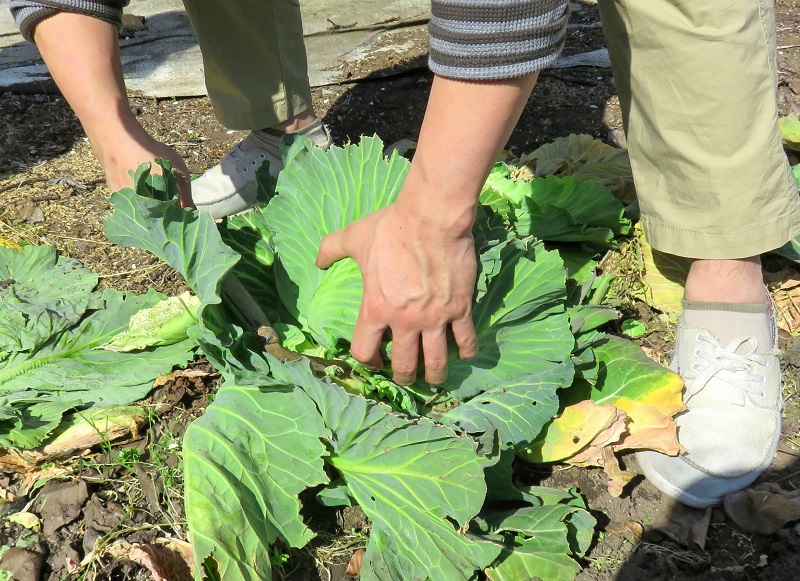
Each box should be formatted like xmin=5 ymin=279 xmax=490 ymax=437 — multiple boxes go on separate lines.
xmin=104 ymin=136 xmax=680 ymax=581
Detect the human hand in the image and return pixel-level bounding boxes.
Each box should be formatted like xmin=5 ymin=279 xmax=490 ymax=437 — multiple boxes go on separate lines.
xmin=96 ymin=128 xmax=193 ymax=208
xmin=316 ymin=201 xmax=479 ymax=386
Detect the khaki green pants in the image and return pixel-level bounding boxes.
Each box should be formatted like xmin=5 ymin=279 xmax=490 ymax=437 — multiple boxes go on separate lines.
xmin=598 ymin=0 xmax=800 ymax=259
xmin=182 ymin=0 xmax=312 ymax=130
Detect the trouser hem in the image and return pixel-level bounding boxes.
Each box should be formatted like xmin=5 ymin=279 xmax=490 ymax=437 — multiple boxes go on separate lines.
xmin=642 ymin=206 xmax=800 ymax=260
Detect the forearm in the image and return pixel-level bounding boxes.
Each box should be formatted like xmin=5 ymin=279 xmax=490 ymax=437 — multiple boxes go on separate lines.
xmin=399 ymin=0 xmax=570 ymax=233
xmin=31 ymin=11 xmax=190 ymax=200
xmin=397 ymin=73 xmax=538 ymax=234
xmin=33 ymin=12 xmax=139 ymax=157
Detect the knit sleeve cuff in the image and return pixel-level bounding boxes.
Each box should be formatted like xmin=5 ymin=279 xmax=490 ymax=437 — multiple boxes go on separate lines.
xmin=10 ymin=0 xmax=127 ymax=43
xmin=428 ymin=0 xmax=570 ymax=80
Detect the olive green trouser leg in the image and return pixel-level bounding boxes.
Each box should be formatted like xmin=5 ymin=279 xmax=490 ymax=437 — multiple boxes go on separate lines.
xmin=598 ymin=0 xmax=800 ymax=259
xmin=181 ymin=0 xmax=312 ymax=129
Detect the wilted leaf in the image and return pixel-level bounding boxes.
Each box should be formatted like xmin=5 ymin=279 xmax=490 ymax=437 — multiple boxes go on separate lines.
xmin=105 ymin=539 xmax=194 ymax=581
xmin=346 ymin=549 xmax=365 ymax=576
xmin=589 ymin=336 xmax=684 ymax=455
xmin=771 ymin=280 xmax=800 ymax=337
xmin=520 ymin=400 xmax=625 ymax=463
xmin=0 ymin=237 xmax=22 ymax=251
xmin=6 ymin=511 xmax=40 ymax=531
xmin=724 ymin=483 xmax=800 ymax=535
xmin=129 ymin=543 xmax=193 ymax=581
xmin=518 ymin=134 xmax=634 ymax=201
xmin=42 ymin=406 xmax=147 ymax=456
xmin=16 ymin=465 xmax=69 ymax=496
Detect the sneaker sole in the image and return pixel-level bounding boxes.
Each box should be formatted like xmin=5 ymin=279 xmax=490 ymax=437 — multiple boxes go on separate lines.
xmin=635 ymin=451 xmax=721 ymax=509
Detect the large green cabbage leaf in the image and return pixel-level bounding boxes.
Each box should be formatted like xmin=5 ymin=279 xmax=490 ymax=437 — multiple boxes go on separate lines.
xmin=102 ymin=141 xmax=622 ymax=581
xmin=480 ymin=162 xmax=631 ymax=246
xmin=438 ymin=238 xmax=573 ymax=401
xmin=265 ymin=136 xmax=409 ymax=348
xmin=269 ymin=359 xmax=502 ymax=581
xmin=183 ymin=381 xmax=329 ymax=581
xmin=0 ymin=245 xmax=196 ymax=449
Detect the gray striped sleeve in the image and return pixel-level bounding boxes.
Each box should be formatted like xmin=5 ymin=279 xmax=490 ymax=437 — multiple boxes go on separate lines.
xmin=10 ymin=0 xmax=128 ymax=42
xmin=428 ymin=0 xmax=570 ymax=80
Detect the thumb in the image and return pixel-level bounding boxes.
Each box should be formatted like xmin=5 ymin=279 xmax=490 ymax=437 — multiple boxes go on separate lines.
xmin=316 ymin=228 xmax=349 ymax=269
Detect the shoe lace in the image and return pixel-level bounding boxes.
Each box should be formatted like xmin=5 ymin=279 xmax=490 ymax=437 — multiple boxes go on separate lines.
xmin=685 ymin=333 xmax=769 ymax=406
xmin=221 ymin=138 xmax=268 ymax=174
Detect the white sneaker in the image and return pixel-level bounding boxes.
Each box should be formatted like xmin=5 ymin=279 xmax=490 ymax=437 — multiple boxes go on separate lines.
xmin=192 ymin=119 xmax=331 ymax=219
xmin=636 ymin=320 xmax=782 ymax=508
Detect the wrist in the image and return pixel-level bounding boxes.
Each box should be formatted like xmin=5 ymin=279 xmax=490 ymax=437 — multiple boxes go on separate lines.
xmin=86 ymin=114 xmax=150 ymax=166
xmin=395 ymin=171 xmax=479 ymax=237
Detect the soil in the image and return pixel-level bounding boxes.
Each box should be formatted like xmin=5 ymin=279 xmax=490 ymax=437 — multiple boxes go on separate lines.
xmin=1 ymin=1 xmax=800 ymax=580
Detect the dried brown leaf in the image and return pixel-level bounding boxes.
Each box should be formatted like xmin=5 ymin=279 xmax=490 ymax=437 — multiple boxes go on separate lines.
xmin=106 ymin=539 xmax=194 ymax=581
xmin=152 ymin=367 xmax=216 ymax=388
xmin=346 ymin=549 xmax=365 ymax=577
xmin=724 ymin=483 xmax=800 ymax=535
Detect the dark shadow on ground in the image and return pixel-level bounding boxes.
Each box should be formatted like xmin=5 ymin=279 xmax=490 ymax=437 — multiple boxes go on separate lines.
xmin=0 ymin=10 xmax=198 ymax=179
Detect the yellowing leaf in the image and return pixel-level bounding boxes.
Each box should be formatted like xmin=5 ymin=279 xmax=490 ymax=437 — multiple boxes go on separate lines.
xmin=0 ymin=237 xmax=22 ymax=251
xmin=590 ymin=336 xmax=685 ymax=455
xmin=638 ymin=224 xmax=690 ymax=315
xmin=521 ymin=336 xmax=684 ymax=496
xmin=42 ymin=406 xmax=147 ymax=456
xmin=520 ymin=400 xmax=624 ymax=463
xmin=779 ymin=114 xmax=800 ymax=152
xmin=6 ymin=511 xmax=40 ymax=531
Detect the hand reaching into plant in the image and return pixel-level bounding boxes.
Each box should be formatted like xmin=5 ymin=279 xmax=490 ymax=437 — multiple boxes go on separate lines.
xmin=97 ymin=126 xmax=193 ymax=208
xmin=32 ymin=12 xmax=193 ymax=208
xmin=317 ymin=73 xmax=539 ymax=385
xmin=317 ymin=200 xmax=479 ymax=385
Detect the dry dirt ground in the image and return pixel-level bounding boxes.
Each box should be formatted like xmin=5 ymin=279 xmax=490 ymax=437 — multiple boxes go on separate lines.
xmin=1 ymin=1 xmax=800 ymax=580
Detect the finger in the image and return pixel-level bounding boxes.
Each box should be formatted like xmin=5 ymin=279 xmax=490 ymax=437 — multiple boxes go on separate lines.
xmin=422 ymin=328 xmax=449 ymax=385
xmin=390 ymin=331 xmax=420 ymax=386
xmin=316 ymin=229 xmax=349 ymax=269
xmin=452 ymin=314 xmax=479 ymax=360
xmin=177 ymin=174 xmax=195 ymax=209
xmin=350 ymin=307 xmax=386 ymax=370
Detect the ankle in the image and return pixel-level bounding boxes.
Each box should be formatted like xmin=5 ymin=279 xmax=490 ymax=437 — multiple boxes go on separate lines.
xmin=270 ymin=108 xmax=318 ymax=133
xmin=683 ymin=257 xmax=766 ymax=304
